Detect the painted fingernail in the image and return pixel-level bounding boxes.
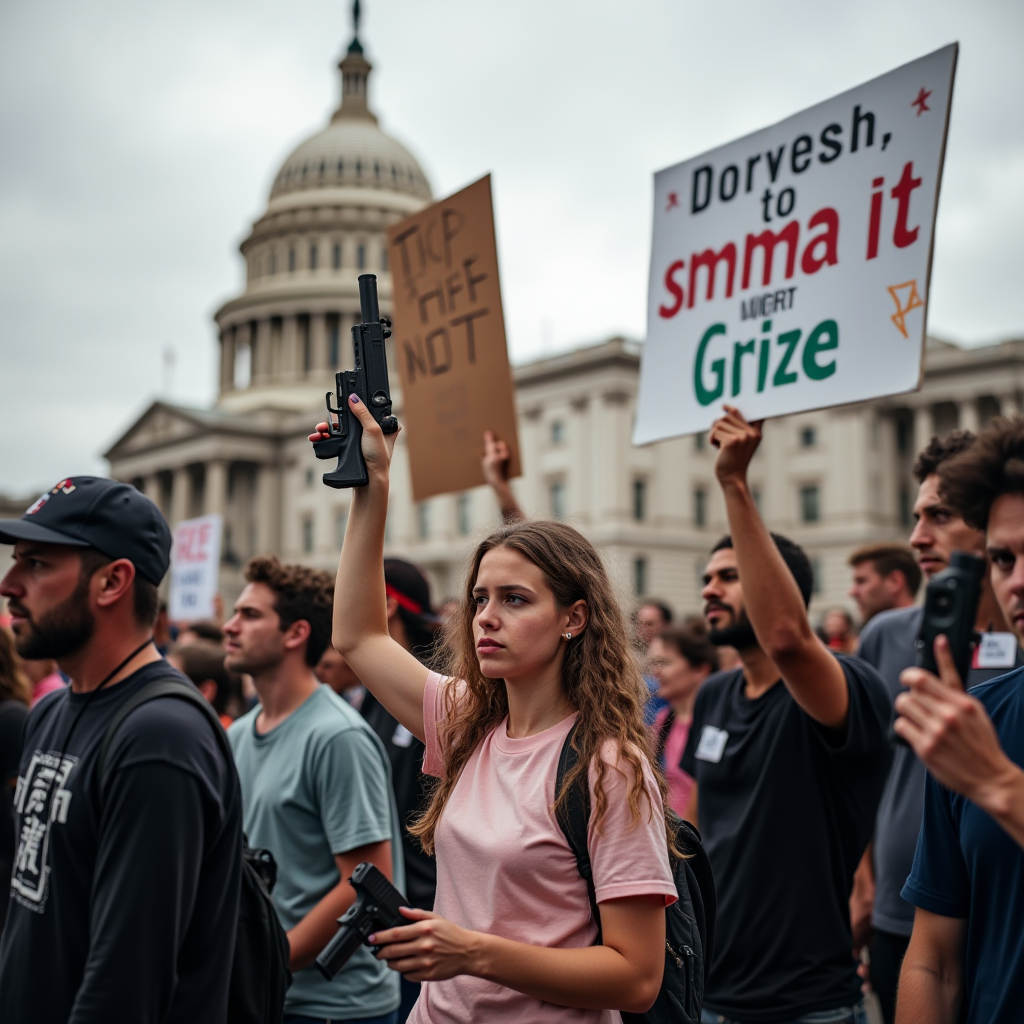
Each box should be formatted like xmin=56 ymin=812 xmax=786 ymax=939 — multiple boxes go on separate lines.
xmin=350 ymin=394 xmax=361 ymax=404
xmin=368 ymin=933 xmax=377 ymax=943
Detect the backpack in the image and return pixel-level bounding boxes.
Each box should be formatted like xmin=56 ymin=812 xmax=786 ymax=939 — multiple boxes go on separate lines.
xmin=555 ymin=722 xmax=716 ymax=1024
xmin=98 ymin=676 xmax=291 ymax=1024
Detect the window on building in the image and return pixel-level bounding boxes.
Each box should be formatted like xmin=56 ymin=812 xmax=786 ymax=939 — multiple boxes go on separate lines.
xmin=551 ymin=420 xmax=564 ymax=444
xmin=693 ymin=487 xmax=707 ymax=528
xmin=633 ymin=479 xmax=646 ymax=522
xmin=328 ymin=322 xmax=340 ymax=368
xmin=752 ymin=487 xmax=762 ymax=512
xmin=332 ymin=243 xmax=341 ymax=270
xmin=800 ymin=484 xmax=821 ymax=523
xmin=357 ymin=244 xmax=367 ymax=270
xmin=302 ymin=516 xmax=314 ymax=554
xmin=634 ymin=557 xmax=647 ymax=597
xmin=335 ymin=508 xmax=348 ymax=547
xmin=300 ymin=319 xmax=311 ymax=373
xmin=305 ymin=467 xmax=314 ymax=488
xmin=695 ymin=432 xmax=706 ymax=452
xmin=457 ymin=494 xmax=471 ymax=536
xmin=550 ymin=481 xmax=566 ymax=520
xmin=896 ymin=417 xmax=911 ymax=454
xmin=417 ymin=502 xmax=431 ymax=540
xmin=811 ymin=557 xmax=823 ymax=594
xmin=288 ymin=247 xmax=296 ymax=273
xmin=309 ymin=244 xmax=318 ymax=271
xmin=269 ymin=251 xmax=277 ymax=275
xmin=234 ymin=343 xmax=252 ymax=389
xmin=800 ymin=426 xmax=816 ymax=448
xmin=899 ymin=487 xmax=911 ymax=528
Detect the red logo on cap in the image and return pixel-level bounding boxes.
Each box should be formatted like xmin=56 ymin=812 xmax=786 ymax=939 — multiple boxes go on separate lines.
xmin=25 ymin=494 xmax=51 ymax=516
xmin=51 ymin=479 xmax=76 ymax=495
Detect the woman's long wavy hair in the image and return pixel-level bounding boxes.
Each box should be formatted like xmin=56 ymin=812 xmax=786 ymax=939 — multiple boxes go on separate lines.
xmin=409 ymin=519 xmax=676 ymax=856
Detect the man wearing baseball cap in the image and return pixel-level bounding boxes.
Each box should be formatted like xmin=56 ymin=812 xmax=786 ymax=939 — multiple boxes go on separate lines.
xmin=0 ymin=476 xmax=242 ymax=1024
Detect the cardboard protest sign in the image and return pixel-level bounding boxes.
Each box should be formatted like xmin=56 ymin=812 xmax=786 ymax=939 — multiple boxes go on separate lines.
xmin=387 ymin=175 xmax=520 ymax=501
xmin=168 ymin=513 xmax=222 ymax=621
xmin=634 ymin=44 xmax=957 ymax=444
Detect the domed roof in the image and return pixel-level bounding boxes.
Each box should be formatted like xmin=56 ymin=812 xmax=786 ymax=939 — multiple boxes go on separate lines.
xmin=269 ymin=39 xmax=431 ymax=203
xmin=270 ymin=119 xmax=431 ymax=201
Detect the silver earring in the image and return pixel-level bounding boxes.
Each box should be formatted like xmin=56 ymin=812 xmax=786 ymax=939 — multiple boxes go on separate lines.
xmin=565 ymin=632 xmax=572 ymax=640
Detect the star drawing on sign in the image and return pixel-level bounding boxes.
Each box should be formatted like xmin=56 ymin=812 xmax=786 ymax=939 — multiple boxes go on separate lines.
xmin=666 ymin=192 xmax=680 ymax=212
xmin=888 ymin=280 xmax=924 ymax=339
xmin=912 ymin=87 xmax=931 ymax=116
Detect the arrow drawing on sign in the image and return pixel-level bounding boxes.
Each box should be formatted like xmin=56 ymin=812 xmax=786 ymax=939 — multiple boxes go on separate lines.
xmin=888 ymin=280 xmax=924 ymax=338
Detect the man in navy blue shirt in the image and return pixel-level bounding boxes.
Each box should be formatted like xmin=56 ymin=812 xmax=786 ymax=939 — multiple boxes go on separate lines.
xmin=895 ymin=418 xmax=1024 ymax=1024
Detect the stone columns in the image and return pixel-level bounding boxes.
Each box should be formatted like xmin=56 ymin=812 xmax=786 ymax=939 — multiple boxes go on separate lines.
xmin=220 ymin=329 xmax=235 ymax=392
xmin=913 ymin=404 xmax=933 ymax=457
xmin=205 ymin=460 xmax=227 ymax=519
xmin=959 ymin=398 xmax=979 ymax=435
xmin=281 ymin=316 xmax=298 ymax=382
xmin=255 ymin=464 xmax=280 ymax=555
xmin=170 ymin=467 xmax=190 ymax=528
xmin=253 ymin=319 xmax=273 ymax=384
xmin=310 ymin=313 xmax=328 ymax=375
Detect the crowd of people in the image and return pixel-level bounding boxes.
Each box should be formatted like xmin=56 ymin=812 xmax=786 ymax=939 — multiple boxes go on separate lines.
xmin=0 ymin=401 xmax=1021 ymax=1024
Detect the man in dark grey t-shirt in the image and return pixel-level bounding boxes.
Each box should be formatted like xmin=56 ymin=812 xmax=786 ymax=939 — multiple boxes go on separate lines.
xmin=855 ymin=432 xmax=1021 ymax=1024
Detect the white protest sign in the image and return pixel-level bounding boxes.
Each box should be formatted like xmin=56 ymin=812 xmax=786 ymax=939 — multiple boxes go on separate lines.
xmin=168 ymin=513 xmax=222 ymax=621
xmin=634 ymin=44 xmax=957 ymax=444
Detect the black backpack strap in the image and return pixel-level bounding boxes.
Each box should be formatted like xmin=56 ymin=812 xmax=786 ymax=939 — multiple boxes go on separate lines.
xmin=654 ymin=709 xmax=675 ymax=768
xmin=98 ymin=676 xmax=235 ymax=809
xmin=555 ymin=721 xmax=602 ymax=944
xmin=675 ymin=817 xmax=717 ymax=989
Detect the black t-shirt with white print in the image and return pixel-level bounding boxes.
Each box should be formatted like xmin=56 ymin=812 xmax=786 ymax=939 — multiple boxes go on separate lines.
xmin=681 ymin=655 xmax=892 ymax=1022
xmin=0 ymin=662 xmax=242 ymax=1024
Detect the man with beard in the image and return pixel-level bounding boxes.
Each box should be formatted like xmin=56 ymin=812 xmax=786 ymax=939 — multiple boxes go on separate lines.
xmin=681 ymin=408 xmax=891 ymax=1024
xmin=224 ymin=556 xmax=404 ymax=1024
xmin=0 ymin=477 xmax=242 ymax=1024
xmin=849 ymin=431 xmax=1020 ymax=1023
xmin=892 ymin=419 xmax=1024 ymax=1023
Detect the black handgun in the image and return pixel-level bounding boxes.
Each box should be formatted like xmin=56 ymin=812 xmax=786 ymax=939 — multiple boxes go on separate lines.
xmin=915 ymin=551 xmax=986 ymax=680
xmin=893 ymin=550 xmax=986 ymax=745
xmin=315 ymin=862 xmax=409 ymax=980
xmin=312 ymin=273 xmax=399 ymax=488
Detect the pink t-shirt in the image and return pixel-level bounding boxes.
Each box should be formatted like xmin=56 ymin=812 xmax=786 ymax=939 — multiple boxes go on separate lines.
xmin=412 ymin=671 xmax=676 ymax=1024
xmin=31 ymin=672 xmax=65 ymax=707
xmin=652 ymin=707 xmax=695 ymax=818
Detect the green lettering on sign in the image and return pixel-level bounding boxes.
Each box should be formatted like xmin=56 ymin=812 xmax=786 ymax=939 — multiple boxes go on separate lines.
xmin=694 ymin=323 xmax=726 ymax=406
xmin=803 ymin=319 xmax=839 ymax=380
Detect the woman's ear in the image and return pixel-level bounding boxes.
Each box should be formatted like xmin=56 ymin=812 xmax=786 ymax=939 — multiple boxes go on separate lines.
xmin=565 ymin=600 xmax=589 ymax=637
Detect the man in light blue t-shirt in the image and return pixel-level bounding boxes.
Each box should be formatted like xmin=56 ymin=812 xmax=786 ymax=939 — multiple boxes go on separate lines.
xmin=225 ymin=556 xmax=404 ymax=1024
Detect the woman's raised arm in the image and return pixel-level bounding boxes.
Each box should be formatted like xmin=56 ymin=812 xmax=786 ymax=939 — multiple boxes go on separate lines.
xmin=312 ymin=397 xmax=430 ymax=740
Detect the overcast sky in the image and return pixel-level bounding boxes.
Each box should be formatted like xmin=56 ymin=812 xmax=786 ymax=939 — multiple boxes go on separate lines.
xmin=1 ymin=0 xmax=1021 ymax=495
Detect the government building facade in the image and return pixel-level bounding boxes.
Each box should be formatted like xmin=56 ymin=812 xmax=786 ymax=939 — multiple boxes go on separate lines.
xmin=93 ymin=26 xmax=1023 ymax=624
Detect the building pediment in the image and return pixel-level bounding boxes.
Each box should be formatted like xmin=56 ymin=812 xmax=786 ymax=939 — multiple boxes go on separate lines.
xmin=104 ymin=402 xmax=235 ymax=460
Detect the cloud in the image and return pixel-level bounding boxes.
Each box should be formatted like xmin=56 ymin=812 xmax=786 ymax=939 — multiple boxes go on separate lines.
xmin=1 ymin=0 xmax=1022 ymax=493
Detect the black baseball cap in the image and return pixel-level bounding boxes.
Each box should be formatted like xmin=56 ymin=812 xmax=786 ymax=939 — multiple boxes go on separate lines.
xmin=384 ymin=558 xmax=439 ymax=624
xmin=0 ymin=476 xmax=172 ymax=586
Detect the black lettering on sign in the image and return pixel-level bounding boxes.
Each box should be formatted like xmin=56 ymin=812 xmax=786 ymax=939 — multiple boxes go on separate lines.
xmin=451 ymin=309 xmax=488 ymax=363
xmin=425 ymin=327 xmax=452 ymax=375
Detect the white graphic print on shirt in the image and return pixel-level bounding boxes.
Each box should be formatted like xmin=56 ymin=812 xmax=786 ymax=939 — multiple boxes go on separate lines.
xmin=11 ymin=750 xmax=78 ymax=910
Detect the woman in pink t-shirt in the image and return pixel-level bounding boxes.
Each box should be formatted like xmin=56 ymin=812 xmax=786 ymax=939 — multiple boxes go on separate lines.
xmin=311 ymin=406 xmax=677 ymax=1023
xmin=647 ymin=626 xmax=719 ymax=818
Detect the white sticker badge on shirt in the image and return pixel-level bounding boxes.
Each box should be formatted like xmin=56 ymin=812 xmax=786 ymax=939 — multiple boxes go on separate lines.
xmin=975 ymin=632 xmax=1018 ymax=670
xmin=694 ymin=725 xmax=729 ymax=763
xmin=392 ymin=723 xmax=415 ymax=748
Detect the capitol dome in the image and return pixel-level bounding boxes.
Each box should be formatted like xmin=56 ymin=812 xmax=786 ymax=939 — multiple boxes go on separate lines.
xmin=269 ymin=36 xmax=431 ymax=203
xmin=212 ymin=17 xmax=433 ymax=415
xmin=270 ymin=116 xmax=431 ymax=202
